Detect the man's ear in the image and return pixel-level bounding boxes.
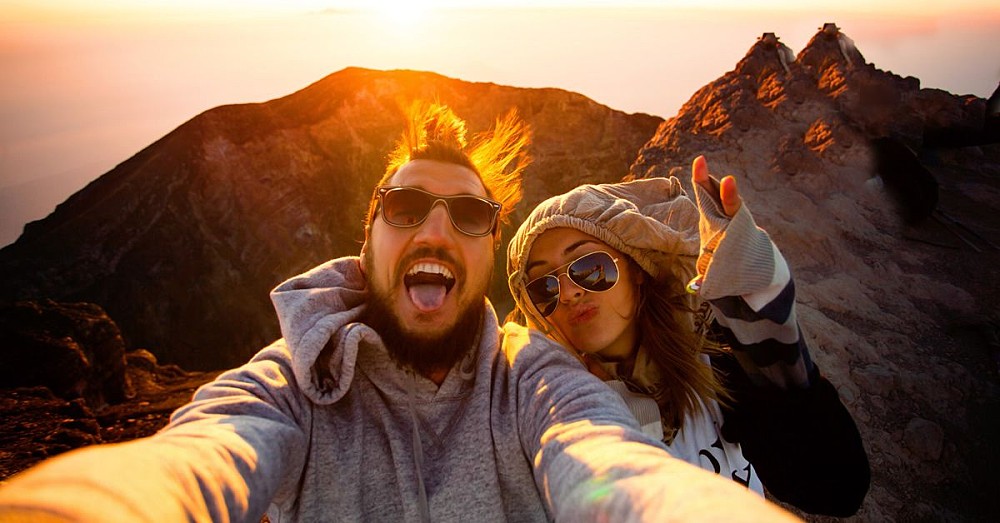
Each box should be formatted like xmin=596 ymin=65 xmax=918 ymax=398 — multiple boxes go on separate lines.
xmin=359 ymin=240 xmax=369 ymax=277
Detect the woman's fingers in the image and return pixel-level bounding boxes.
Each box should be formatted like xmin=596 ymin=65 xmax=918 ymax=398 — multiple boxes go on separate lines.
xmin=692 ymin=155 xmax=741 ymax=217
xmin=720 ymin=175 xmax=741 ymax=217
xmin=692 ymin=155 xmax=711 ymax=190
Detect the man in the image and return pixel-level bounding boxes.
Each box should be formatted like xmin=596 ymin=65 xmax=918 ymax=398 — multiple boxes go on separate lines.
xmin=0 ymin=103 xmax=797 ymax=522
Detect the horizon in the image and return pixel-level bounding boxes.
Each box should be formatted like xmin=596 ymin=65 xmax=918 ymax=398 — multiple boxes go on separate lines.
xmin=1 ymin=1 xmax=999 ymax=247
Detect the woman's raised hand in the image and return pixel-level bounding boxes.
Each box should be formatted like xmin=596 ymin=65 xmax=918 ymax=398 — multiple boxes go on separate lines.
xmin=692 ymin=155 xmax=741 ymax=218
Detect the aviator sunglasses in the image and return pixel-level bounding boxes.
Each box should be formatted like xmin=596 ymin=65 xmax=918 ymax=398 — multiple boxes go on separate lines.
xmin=525 ymin=251 xmax=621 ymax=317
xmin=376 ymin=186 xmax=502 ymax=237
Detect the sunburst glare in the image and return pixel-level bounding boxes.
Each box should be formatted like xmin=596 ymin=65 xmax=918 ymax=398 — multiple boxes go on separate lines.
xmin=369 ymin=1 xmax=428 ymax=27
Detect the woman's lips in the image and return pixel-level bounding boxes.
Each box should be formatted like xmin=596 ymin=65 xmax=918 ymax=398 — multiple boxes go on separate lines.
xmin=568 ymin=304 xmax=598 ymax=324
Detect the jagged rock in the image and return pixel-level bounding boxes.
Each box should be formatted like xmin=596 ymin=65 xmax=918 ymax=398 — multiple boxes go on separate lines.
xmin=43 ymin=417 xmax=103 ymax=450
xmin=125 ymin=348 xmax=187 ymax=379
xmin=0 ymin=68 xmax=660 ymax=370
xmin=629 ymin=23 xmax=1000 ymax=521
xmin=125 ymin=349 xmax=160 ymax=371
xmin=0 ymin=300 xmax=132 ymax=409
xmin=57 ymin=398 xmax=94 ymax=419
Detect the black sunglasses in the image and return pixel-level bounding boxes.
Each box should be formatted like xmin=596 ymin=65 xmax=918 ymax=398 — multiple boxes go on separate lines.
xmin=376 ymin=186 xmax=502 ymax=237
xmin=525 ymin=251 xmax=621 ymax=317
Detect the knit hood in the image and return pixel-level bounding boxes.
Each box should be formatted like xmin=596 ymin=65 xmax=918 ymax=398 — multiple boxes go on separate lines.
xmin=507 ymin=177 xmax=701 ymax=331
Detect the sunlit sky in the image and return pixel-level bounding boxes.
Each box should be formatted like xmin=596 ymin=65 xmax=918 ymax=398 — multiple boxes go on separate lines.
xmin=5 ymin=0 xmax=1000 ymax=15
xmin=1 ymin=1 xmax=999 ymax=246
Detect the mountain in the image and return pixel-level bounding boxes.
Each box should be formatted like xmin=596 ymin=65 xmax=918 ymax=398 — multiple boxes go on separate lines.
xmin=1 ymin=24 xmax=999 ymax=521
xmin=0 ymin=68 xmax=661 ymax=370
xmin=630 ymin=24 xmax=1000 ymax=521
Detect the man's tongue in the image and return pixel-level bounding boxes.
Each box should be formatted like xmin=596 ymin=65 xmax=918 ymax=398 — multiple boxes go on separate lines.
xmin=409 ymin=284 xmax=447 ymax=312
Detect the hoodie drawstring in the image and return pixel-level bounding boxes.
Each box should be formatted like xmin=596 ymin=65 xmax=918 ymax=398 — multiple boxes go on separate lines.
xmin=406 ymin=373 xmax=431 ymax=523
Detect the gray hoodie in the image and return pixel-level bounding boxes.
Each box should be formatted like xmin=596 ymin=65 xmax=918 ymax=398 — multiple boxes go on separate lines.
xmin=0 ymin=256 xmax=799 ymax=522
xmin=254 ymin=256 xmax=648 ymax=521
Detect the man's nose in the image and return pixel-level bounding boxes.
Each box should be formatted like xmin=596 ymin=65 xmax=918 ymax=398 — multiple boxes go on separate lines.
xmin=413 ymin=201 xmax=455 ymax=242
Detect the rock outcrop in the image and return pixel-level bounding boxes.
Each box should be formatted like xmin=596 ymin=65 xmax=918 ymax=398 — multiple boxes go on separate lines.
xmin=0 ymin=300 xmax=132 ymax=409
xmin=629 ymin=23 xmax=1000 ymax=522
xmin=0 ymin=68 xmax=661 ymax=370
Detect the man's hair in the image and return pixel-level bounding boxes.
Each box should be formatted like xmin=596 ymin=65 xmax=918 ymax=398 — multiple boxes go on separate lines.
xmin=365 ymin=101 xmax=531 ymax=239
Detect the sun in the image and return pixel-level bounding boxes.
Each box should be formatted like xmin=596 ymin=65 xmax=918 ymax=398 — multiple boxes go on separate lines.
xmin=366 ymin=0 xmax=428 ymax=26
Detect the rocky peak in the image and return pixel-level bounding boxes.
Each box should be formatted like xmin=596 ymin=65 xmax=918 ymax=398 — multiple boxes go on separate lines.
xmin=630 ymin=23 xmax=990 ymax=185
xmin=630 ymin=22 xmax=1000 ymax=522
xmin=796 ymin=23 xmax=867 ymax=77
xmin=734 ymin=32 xmax=798 ymax=79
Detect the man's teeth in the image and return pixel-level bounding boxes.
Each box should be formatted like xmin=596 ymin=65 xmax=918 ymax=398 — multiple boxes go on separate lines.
xmin=408 ymin=263 xmax=454 ymax=280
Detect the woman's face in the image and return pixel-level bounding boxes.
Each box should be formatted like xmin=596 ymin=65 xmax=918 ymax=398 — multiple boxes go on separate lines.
xmin=524 ymin=228 xmax=642 ymax=360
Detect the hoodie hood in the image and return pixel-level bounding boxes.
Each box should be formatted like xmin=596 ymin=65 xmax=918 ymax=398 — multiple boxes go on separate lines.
xmin=271 ymin=256 xmax=497 ymax=405
xmin=506 ymin=177 xmax=700 ymax=331
xmin=270 ymin=257 xmax=371 ymax=404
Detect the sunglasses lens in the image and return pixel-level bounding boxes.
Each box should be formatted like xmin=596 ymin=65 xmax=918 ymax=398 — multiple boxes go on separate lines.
xmin=568 ymin=252 xmax=618 ymax=292
xmin=382 ymin=188 xmax=432 ymax=226
xmin=380 ymin=188 xmax=498 ymax=236
xmin=523 ymin=251 xmax=620 ymax=318
xmin=526 ymin=276 xmax=560 ymax=317
xmin=449 ymin=196 xmax=496 ymax=236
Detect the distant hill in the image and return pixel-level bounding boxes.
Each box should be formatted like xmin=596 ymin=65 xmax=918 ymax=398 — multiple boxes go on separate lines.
xmin=1 ymin=24 xmax=999 ymax=521
xmin=0 ymin=68 xmax=661 ymax=370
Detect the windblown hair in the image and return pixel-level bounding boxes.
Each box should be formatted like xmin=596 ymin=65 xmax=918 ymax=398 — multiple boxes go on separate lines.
xmin=634 ymin=268 xmax=730 ymax=432
xmin=366 ymin=101 xmax=531 ymax=238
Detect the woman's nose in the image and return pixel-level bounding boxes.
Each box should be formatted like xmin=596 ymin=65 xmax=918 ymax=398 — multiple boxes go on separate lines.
xmin=558 ymin=273 xmax=584 ymax=303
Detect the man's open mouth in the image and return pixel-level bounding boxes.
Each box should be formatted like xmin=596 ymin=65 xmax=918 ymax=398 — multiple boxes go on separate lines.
xmin=404 ymin=263 xmax=456 ymax=312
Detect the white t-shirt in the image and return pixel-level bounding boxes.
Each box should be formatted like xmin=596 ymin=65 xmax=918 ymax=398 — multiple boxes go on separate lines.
xmin=604 ymin=363 xmax=764 ymax=495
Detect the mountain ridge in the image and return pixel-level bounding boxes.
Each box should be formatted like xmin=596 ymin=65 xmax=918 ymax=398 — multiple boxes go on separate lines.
xmin=0 ymin=66 xmax=662 ymax=370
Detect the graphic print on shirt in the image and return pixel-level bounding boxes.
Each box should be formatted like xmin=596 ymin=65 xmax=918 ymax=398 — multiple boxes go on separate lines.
xmin=697 ymin=435 xmax=754 ymax=488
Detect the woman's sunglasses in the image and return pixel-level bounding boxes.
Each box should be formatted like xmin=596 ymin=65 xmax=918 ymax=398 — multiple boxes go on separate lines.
xmin=525 ymin=251 xmax=620 ymax=317
xmin=376 ymin=186 xmax=502 ymax=237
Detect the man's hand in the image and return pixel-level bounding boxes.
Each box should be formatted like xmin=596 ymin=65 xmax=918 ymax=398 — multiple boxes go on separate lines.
xmin=692 ymin=155 xmax=741 ymax=217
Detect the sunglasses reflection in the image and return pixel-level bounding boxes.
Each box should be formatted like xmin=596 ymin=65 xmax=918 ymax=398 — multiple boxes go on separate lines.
xmin=527 ymin=251 xmax=620 ymax=317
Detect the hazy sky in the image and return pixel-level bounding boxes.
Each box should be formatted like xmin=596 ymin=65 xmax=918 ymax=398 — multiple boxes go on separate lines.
xmin=1 ymin=0 xmax=998 ymax=246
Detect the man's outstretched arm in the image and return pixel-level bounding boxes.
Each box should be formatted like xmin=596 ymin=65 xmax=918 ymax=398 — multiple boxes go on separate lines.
xmin=0 ymin=342 xmax=309 ymax=522
xmin=502 ymin=323 xmax=802 ymax=522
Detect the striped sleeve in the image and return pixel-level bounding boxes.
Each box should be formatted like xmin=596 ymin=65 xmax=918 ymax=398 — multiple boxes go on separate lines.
xmin=692 ymin=182 xmax=813 ymax=389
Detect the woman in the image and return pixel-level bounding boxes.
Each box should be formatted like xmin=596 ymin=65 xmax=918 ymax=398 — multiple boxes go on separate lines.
xmin=506 ymin=156 xmax=870 ymax=516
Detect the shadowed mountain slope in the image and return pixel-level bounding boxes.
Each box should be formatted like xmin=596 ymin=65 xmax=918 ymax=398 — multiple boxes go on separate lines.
xmin=0 ymin=68 xmax=661 ymax=370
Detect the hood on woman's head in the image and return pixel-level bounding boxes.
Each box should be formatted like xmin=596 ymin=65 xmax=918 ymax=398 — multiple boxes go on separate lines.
xmin=506 ymin=177 xmax=701 ymax=328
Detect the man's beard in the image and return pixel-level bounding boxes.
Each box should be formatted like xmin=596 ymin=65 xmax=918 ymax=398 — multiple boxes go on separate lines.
xmin=361 ymin=251 xmax=487 ymax=378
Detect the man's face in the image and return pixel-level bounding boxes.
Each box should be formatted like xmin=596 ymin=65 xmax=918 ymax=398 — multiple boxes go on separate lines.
xmin=363 ymin=159 xmax=495 ymax=345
